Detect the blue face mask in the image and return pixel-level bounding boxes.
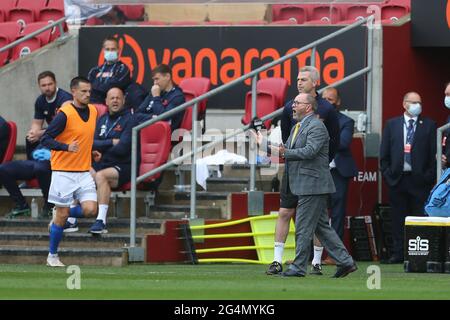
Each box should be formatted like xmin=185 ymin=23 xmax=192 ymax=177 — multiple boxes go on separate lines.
xmin=104 ymin=50 xmax=118 ymax=62
xmin=445 ymin=96 xmax=450 ymax=109
xmin=408 ymin=103 xmax=422 ymax=117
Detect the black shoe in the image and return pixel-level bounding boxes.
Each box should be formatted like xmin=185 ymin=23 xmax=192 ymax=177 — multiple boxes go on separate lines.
xmin=266 ymin=261 xmax=283 ymax=275
xmin=332 ymin=263 xmax=358 ymax=278
xmin=6 ymin=204 xmax=30 ymax=218
xmin=281 ymin=269 xmax=305 ymax=277
xmin=310 ymin=263 xmax=323 ymax=275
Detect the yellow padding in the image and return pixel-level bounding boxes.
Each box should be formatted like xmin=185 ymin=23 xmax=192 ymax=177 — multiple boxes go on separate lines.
xmin=190 ymin=214 xmax=277 ymax=230
xmin=198 ymin=258 xmax=266 ymax=264
xmin=250 ymin=214 xmax=296 ymax=264
xmin=196 ymin=244 xmax=295 ymax=254
xmin=192 ymin=231 xmax=294 ymax=240
xmin=405 ymin=222 xmax=449 ymax=226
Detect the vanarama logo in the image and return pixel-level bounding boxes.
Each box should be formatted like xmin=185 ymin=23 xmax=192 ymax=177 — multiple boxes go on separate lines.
xmin=408 ymin=236 xmax=429 ymax=256
xmin=97 ymin=34 xmax=145 ymax=84
xmin=97 ymin=36 xmax=346 ymax=87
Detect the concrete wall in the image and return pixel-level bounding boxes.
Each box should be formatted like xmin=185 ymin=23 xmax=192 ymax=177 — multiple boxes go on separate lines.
xmin=0 ymin=34 xmax=78 ymax=148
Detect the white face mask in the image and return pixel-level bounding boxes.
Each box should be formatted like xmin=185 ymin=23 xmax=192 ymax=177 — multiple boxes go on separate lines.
xmin=445 ymin=96 xmax=450 ymax=109
xmin=408 ymin=103 xmax=422 ymax=117
xmin=104 ymin=50 xmax=118 ymax=62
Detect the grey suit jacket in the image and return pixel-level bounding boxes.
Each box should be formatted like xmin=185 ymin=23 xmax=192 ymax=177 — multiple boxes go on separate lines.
xmin=283 ymin=114 xmax=336 ymax=196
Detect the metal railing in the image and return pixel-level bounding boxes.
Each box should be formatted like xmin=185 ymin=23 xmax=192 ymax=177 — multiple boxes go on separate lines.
xmin=0 ymin=17 xmax=67 ymax=55
xmin=129 ymin=16 xmax=375 ymax=253
xmin=437 ymin=123 xmax=450 ymax=181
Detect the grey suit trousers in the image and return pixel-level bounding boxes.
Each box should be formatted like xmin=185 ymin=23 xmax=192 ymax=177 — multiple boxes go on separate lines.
xmin=289 ymin=194 xmax=354 ymax=275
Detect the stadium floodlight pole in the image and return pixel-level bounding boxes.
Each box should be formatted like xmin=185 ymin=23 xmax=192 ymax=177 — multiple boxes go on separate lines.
xmin=190 ymin=103 xmax=199 ymax=220
xmin=437 ymin=123 xmax=450 ymax=181
xmin=250 ymin=75 xmax=257 ymax=191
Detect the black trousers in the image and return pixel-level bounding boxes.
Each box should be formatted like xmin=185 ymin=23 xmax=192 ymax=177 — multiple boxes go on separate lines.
xmin=388 ymin=174 xmax=431 ymax=259
xmin=0 ymin=160 xmax=51 ymax=207
xmin=330 ymin=169 xmax=351 ymax=240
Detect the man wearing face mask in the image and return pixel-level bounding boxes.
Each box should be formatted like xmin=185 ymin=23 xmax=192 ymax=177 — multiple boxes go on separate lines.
xmin=87 ymin=36 xmax=131 ymax=105
xmin=442 ymin=82 xmax=450 ymax=168
xmin=380 ymin=91 xmax=437 ymax=264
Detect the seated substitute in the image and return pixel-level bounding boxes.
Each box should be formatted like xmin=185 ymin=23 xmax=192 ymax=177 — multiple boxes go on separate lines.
xmin=89 ymin=87 xmax=134 ymax=233
xmin=0 ymin=115 xmax=8 ymax=162
xmin=136 ymin=64 xmax=185 ymax=131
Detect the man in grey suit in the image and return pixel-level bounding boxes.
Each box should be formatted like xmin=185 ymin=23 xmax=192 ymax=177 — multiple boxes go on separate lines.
xmin=255 ymin=93 xmax=357 ymax=277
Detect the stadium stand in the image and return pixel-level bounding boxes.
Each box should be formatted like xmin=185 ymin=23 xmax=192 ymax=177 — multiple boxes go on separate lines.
xmin=1 ymin=121 xmax=17 ymax=164
xmin=0 ymin=0 xmax=17 ymax=23
xmin=116 ymin=5 xmax=145 ymax=21
xmin=9 ymin=0 xmax=48 ymax=27
xmin=39 ymin=0 xmax=65 ymax=23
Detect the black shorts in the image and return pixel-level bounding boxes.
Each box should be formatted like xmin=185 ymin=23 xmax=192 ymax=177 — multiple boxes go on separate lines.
xmin=92 ymin=162 xmax=131 ymax=188
xmin=279 ymin=174 xmax=298 ymax=209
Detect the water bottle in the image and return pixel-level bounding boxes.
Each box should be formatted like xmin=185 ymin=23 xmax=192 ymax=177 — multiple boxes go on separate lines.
xmin=31 ymin=198 xmax=38 ymax=219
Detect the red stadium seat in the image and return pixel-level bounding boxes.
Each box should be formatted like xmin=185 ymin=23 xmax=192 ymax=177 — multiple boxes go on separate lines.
xmin=0 ymin=34 xmax=10 ymax=66
xmin=308 ymin=5 xmax=341 ymax=24
xmin=10 ymin=36 xmax=41 ymax=62
xmin=26 ymin=178 xmax=40 ymax=188
xmin=179 ymin=77 xmax=210 ymax=120
xmin=257 ymin=77 xmax=288 ymax=108
xmin=1 ymin=121 xmax=17 ymax=163
xmin=343 ymin=5 xmax=370 ymax=21
xmin=0 ymin=0 xmax=18 ymax=22
xmin=242 ymin=91 xmax=278 ymax=129
xmin=179 ymin=77 xmax=211 ymax=131
xmin=385 ymin=0 xmax=410 ymax=11
xmin=115 ymin=121 xmax=172 ymax=190
xmin=381 ymin=4 xmax=409 ymax=21
xmin=39 ymin=0 xmax=65 ymax=23
xmin=0 ymin=21 xmax=23 ymax=42
xmin=9 ymin=0 xmax=48 ymax=28
xmin=23 ymin=22 xmax=53 ymax=45
xmin=117 ymin=5 xmax=145 ymax=21
xmin=272 ymin=5 xmax=307 ymax=24
xmin=93 ymin=104 xmax=108 ymax=119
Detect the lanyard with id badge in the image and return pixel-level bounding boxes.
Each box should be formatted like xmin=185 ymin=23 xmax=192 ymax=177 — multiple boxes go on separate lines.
xmin=99 ymin=116 xmax=121 ymax=138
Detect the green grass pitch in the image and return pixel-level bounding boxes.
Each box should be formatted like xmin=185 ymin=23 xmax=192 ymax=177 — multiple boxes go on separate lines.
xmin=0 ymin=262 xmax=449 ymax=300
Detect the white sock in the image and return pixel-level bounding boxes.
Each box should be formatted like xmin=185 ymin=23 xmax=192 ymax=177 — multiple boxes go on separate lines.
xmin=312 ymin=246 xmax=324 ymax=265
xmin=274 ymin=242 xmax=285 ymax=264
xmin=67 ymin=217 xmax=77 ymax=224
xmin=97 ymin=204 xmax=109 ymax=224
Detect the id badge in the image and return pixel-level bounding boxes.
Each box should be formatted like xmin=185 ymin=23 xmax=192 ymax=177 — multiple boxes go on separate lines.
xmin=404 ymin=143 xmax=411 ymax=153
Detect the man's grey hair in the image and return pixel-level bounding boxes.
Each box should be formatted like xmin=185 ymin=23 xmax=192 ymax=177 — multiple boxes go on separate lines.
xmin=305 ymin=93 xmax=318 ymax=112
xmin=299 ymin=66 xmax=320 ymax=83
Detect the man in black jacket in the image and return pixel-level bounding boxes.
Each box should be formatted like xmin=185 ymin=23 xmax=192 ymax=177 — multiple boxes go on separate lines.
xmin=87 ymin=36 xmax=131 ymax=105
xmin=137 ymin=64 xmax=185 ymax=131
xmin=89 ymin=87 xmax=134 ymax=234
xmin=380 ymin=91 xmax=437 ymax=264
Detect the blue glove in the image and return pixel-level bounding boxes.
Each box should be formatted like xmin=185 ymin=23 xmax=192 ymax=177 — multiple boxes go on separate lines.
xmin=32 ymin=148 xmax=51 ymax=161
